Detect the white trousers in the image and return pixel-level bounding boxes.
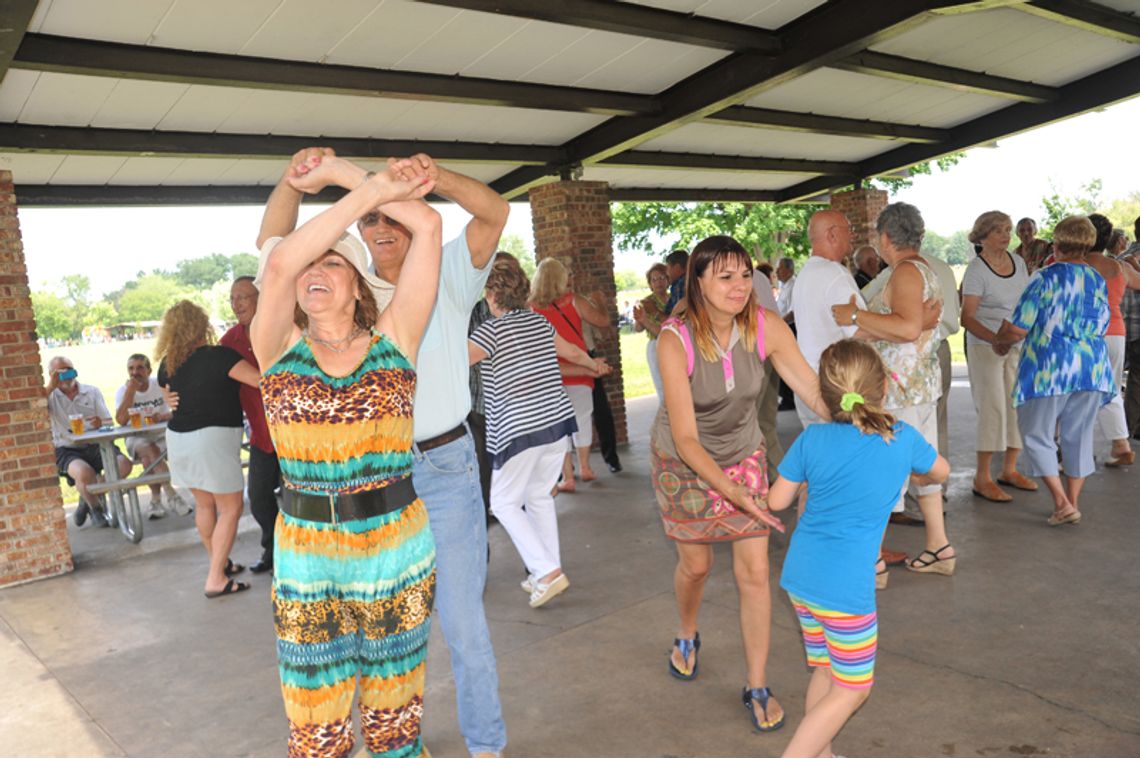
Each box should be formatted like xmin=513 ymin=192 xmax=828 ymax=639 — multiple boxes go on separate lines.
xmin=490 ymin=438 xmax=568 ymax=579
xmin=1095 ymin=335 xmax=1129 ymax=445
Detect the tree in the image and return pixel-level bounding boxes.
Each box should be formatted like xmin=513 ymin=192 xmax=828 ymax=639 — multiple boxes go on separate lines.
xmin=1040 ymin=179 xmax=1102 ymax=237
xmin=1102 ymin=192 xmax=1140 ymax=236
xmin=60 ymin=274 xmax=92 ymax=338
xmin=230 ymin=253 xmax=259 ymax=279
xmin=30 ymin=291 xmax=72 ymax=341
xmin=873 ymin=154 xmax=965 ymax=193
xmin=498 ymin=234 xmax=536 ymax=276
xmin=117 ymin=274 xmax=186 ymax=322
xmin=610 ymin=202 xmax=822 ymax=263
xmin=172 ymin=253 xmax=233 ymax=289
xmin=614 ymin=270 xmax=641 ymax=293
xmin=921 ymin=229 xmax=971 ymax=265
xmin=84 ymin=300 xmax=119 ymax=329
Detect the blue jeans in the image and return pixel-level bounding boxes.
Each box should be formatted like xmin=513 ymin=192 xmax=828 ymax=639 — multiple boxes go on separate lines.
xmin=413 ymin=432 xmax=506 ymax=756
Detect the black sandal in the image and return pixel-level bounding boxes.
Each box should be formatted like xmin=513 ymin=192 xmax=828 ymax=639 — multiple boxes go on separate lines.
xmin=668 ymin=631 xmax=700 ymax=680
xmin=906 ymin=544 xmax=956 ymax=576
xmin=742 ymin=686 xmax=785 ymax=732
xmin=224 ymin=559 xmax=246 ymax=577
xmin=204 ymin=579 xmax=250 ymax=598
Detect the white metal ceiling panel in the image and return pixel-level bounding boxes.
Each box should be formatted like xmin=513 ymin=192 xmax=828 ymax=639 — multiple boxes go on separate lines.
xmin=569 ymin=39 xmax=726 ymax=93
xmin=263 ymin=94 xmax=418 ymax=140
xmin=89 ymin=80 xmax=191 ymax=130
xmin=325 ymin=1 xmax=467 ymax=70
xmin=109 ymin=156 xmax=191 ymax=184
xmin=149 ymin=0 xmax=282 ymax=54
xmin=0 ymin=70 xmax=40 ymax=122
xmin=629 ymin=0 xmax=828 ymax=29
xmin=51 ymin=155 xmax=130 ymax=183
xmin=381 ymin=101 xmax=606 ymax=143
xmin=31 ymin=0 xmax=177 ymax=43
xmin=0 ymin=153 xmax=66 ymax=185
xmin=237 ymin=0 xmax=383 ymax=62
xmin=872 ymin=8 xmax=1140 ymax=87
xmin=216 ymin=159 xmax=292 ymax=185
xmin=639 ymin=122 xmax=893 ymax=162
xmin=1097 ymin=0 xmax=1140 ymax=11
xmin=16 ymin=72 xmax=118 ymax=127
xmin=745 ymin=68 xmax=1010 ymax=129
xmin=582 ymin=165 xmax=814 ymax=190
xmin=162 ymin=158 xmax=243 ymax=184
xmin=155 ymin=84 xmax=257 ymax=133
xmin=383 ymin=9 xmax=535 ymax=77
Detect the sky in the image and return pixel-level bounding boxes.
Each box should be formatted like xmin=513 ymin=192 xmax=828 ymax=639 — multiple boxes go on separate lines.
xmin=19 ymin=96 xmax=1140 ymax=299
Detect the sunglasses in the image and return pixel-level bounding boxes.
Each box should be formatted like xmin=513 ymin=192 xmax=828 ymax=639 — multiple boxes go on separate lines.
xmin=359 ymin=211 xmax=401 ymax=228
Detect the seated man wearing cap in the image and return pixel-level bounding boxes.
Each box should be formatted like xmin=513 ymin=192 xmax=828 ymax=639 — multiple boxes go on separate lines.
xmin=45 ymin=356 xmax=132 ymax=527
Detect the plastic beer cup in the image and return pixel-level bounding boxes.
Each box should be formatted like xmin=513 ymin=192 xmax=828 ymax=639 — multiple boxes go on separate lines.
xmin=69 ymin=413 xmax=85 ymax=436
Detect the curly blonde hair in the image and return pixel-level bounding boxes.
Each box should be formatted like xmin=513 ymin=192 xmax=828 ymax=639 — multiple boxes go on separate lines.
xmin=154 ymin=300 xmax=215 ymax=377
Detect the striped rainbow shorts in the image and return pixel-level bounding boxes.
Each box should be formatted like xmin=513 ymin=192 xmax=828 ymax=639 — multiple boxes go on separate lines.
xmin=273 ymin=500 xmax=436 ymax=758
xmin=789 ymin=595 xmax=878 ymax=690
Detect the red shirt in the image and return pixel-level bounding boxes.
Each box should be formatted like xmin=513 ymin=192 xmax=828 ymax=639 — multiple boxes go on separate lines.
xmin=219 ymin=323 xmax=274 ymax=454
xmin=532 ymin=292 xmax=593 ymax=389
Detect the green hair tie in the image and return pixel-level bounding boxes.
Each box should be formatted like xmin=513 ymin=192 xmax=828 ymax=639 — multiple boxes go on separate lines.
xmin=840 ymin=392 xmax=865 ymax=412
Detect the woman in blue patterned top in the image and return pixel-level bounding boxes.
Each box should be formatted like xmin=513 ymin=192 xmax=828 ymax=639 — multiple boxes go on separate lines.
xmin=995 ymin=215 xmax=1114 ymax=527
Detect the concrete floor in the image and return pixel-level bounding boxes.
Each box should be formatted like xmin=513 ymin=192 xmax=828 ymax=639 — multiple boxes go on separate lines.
xmin=2 ymin=374 xmax=1139 ymax=758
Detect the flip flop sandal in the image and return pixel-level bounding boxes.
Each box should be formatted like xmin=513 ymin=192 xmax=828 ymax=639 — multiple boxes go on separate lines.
xmin=668 ymin=632 xmax=700 ymax=680
xmin=742 ymin=686 xmax=785 ymax=732
xmin=205 ymin=579 xmax=250 ymax=599
xmin=224 ymin=559 xmax=246 ymax=576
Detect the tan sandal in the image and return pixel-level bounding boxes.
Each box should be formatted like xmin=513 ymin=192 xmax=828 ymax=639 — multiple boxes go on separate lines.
xmin=1047 ymin=508 xmax=1081 ymax=526
xmin=906 ymin=544 xmax=956 ymax=576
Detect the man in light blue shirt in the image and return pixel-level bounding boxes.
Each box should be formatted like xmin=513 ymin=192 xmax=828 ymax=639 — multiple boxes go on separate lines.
xmin=259 ymin=149 xmax=510 ymax=758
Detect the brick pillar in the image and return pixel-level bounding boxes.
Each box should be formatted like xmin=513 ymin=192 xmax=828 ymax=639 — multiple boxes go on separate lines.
xmin=830 ymin=187 xmax=888 ymax=249
xmin=529 ymin=180 xmax=627 ymax=445
xmin=0 ymin=171 xmax=73 ymax=588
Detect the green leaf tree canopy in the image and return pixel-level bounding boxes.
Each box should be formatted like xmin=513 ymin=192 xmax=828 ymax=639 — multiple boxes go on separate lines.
xmin=611 ymin=201 xmax=822 ymax=263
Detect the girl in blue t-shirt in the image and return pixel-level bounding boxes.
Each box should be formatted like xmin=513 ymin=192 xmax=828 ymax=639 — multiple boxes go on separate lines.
xmin=767 ymin=339 xmax=949 ymax=758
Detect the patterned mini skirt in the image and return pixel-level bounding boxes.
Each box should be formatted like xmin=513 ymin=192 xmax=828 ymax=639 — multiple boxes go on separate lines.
xmin=650 ymin=443 xmax=771 ymax=543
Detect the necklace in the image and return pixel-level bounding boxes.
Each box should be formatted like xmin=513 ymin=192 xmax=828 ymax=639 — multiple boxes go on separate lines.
xmin=304 ymin=326 xmax=365 ymax=353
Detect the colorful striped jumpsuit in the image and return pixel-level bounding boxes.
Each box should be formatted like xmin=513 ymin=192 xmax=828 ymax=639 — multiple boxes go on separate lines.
xmin=261 ymin=332 xmax=436 ymax=758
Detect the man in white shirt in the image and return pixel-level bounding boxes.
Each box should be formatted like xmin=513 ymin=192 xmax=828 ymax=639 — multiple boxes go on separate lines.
xmin=45 ymin=356 xmax=132 ymax=527
xmin=114 ymin=354 xmax=189 ymax=519
xmin=792 ymin=210 xmax=863 ymax=428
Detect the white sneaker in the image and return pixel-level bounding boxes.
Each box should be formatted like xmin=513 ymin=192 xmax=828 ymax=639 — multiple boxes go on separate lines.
xmin=166 ymin=489 xmax=192 ymax=516
xmin=147 ymin=496 xmax=167 ymax=520
xmin=528 ymin=573 xmax=569 ymax=608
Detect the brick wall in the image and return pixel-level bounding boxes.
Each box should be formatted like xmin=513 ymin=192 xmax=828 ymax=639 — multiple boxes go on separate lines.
xmin=830 ymin=187 xmax=889 ymax=250
xmin=529 ymin=180 xmax=628 ymax=445
xmin=0 ymin=171 xmax=73 ymax=588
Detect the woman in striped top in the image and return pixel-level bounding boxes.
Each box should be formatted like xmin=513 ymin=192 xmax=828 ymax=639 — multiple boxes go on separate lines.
xmin=469 ymin=257 xmax=609 ymax=608
xmin=251 ymin=152 xmax=440 ymax=757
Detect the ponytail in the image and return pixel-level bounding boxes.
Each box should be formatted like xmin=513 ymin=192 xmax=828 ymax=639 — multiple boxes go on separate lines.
xmin=818 ymin=340 xmax=897 ymax=442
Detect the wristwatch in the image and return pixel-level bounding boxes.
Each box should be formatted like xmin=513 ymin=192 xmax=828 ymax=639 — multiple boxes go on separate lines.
xmin=850 ymin=309 xmax=858 ymax=325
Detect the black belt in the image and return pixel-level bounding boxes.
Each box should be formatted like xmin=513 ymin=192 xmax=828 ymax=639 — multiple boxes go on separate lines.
xmin=281 ymin=477 xmax=417 ymax=524
xmin=416 ymin=422 xmax=468 ymax=452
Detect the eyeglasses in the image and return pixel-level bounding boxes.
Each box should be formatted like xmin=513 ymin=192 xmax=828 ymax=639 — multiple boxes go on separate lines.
xmin=359 ymin=211 xmax=400 ymax=227
xmin=230 ymin=294 xmax=256 ymax=303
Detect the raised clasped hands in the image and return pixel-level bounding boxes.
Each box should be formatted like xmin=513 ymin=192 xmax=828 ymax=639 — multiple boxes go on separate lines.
xmin=285 ymin=147 xmax=338 ymax=194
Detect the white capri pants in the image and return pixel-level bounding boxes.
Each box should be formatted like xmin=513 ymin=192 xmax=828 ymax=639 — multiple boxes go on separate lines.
xmin=490 ymin=437 xmax=569 ymax=579
xmin=564 ymin=384 xmax=594 ymax=449
xmin=1019 ymin=391 xmax=1102 ymax=479
xmin=966 ymin=342 xmax=1022 ymax=452
xmin=1095 ymin=335 xmax=1129 ymax=445
xmin=892 ymin=402 xmax=941 ymax=509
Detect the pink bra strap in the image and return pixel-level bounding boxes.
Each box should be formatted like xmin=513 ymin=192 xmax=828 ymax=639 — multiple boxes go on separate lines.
xmin=756 ymin=307 xmax=766 ymax=361
xmin=663 ymin=317 xmax=695 ymax=376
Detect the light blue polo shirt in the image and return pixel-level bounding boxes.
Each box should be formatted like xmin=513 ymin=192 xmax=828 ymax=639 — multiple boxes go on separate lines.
xmin=408 ymin=232 xmax=494 ymax=441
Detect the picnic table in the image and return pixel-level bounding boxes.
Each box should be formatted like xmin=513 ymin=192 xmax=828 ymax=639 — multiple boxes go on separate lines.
xmin=72 ymin=422 xmax=170 ymax=543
